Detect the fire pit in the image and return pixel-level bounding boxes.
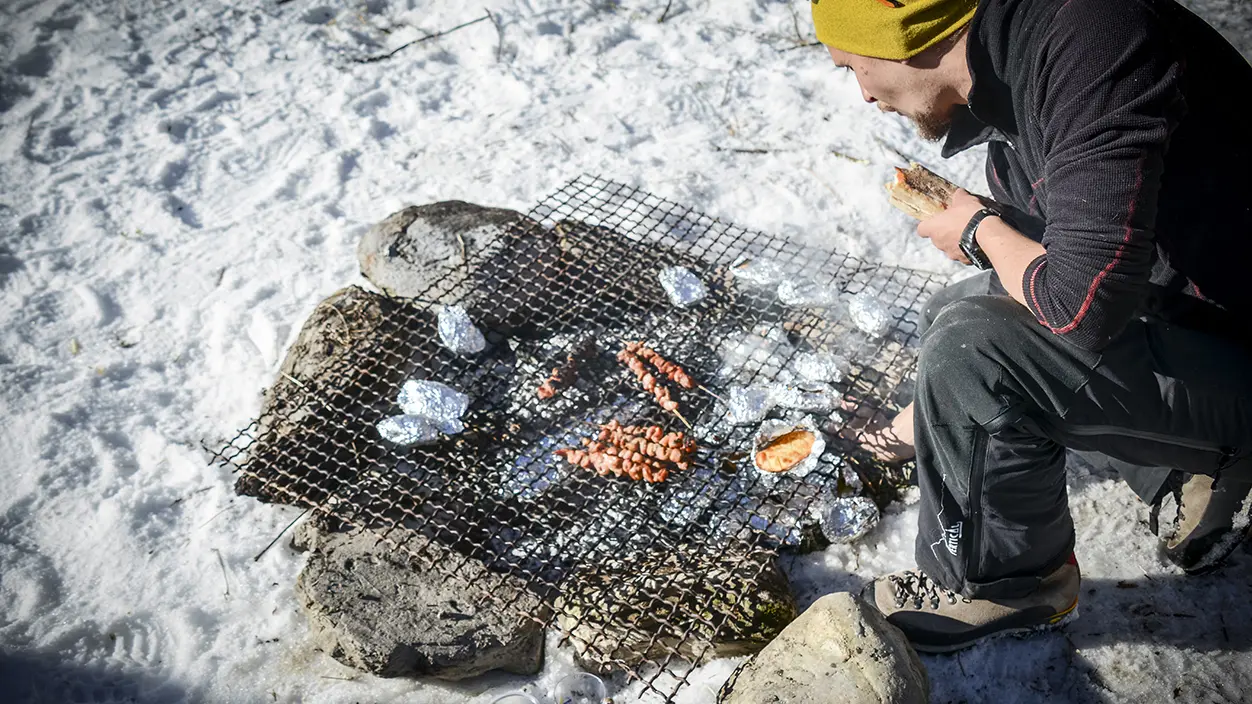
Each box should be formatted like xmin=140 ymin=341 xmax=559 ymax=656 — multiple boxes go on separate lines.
xmin=212 ymin=175 xmax=941 ymax=701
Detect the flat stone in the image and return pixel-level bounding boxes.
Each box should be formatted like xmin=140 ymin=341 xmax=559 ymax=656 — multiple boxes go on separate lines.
xmin=236 ymin=286 xmax=424 ymax=504
xmin=556 ymin=543 xmax=797 ymax=674
xmin=295 ymin=523 xmax=547 ymax=680
xmin=357 ymin=201 xmax=528 ymax=300
xmin=717 ymin=591 xmax=929 ymax=704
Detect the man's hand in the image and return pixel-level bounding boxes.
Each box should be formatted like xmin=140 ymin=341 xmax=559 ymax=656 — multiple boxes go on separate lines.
xmin=916 ymin=188 xmax=985 ymax=265
xmin=917 ymin=188 xmax=1048 ymax=310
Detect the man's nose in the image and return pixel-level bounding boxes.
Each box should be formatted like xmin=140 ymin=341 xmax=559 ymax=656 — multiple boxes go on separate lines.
xmin=860 ymin=86 xmax=876 ymax=104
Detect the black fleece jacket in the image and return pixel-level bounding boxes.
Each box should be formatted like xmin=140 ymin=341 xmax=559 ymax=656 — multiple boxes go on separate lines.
xmin=942 ymin=0 xmax=1252 ymax=351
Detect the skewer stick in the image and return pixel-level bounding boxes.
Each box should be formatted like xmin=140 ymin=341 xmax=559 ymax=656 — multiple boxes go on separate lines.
xmin=671 ymin=409 xmax=693 ymax=430
xmin=697 ymin=384 xmax=727 ymax=404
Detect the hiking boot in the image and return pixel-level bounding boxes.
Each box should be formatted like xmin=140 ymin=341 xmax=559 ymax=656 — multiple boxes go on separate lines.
xmin=863 ymin=558 xmax=1080 ymax=653
xmin=1151 ymin=473 xmax=1252 ymax=575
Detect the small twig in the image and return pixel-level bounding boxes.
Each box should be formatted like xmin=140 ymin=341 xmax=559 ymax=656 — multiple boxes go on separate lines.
xmin=213 ymin=548 xmax=230 ymax=597
xmin=320 ymin=675 xmax=358 ymax=681
xmin=789 ymin=3 xmax=805 ymax=44
xmin=456 ymin=231 xmax=468 ymax=265
xmin=719 ymin=63 xmax=738 ymax=107
xmin=354 ymin=13 xmax=491 ymax=63
xmin=714 ymin=146 xmax=771 ymax=155
xmin=328 ymin=305 xmax=355 ymax=346
xmin=198 ymin=504 xmax=234 ymax=529
xmin=779 ymin=40 xmax=822 ymax=52
xmin=486 ymin=9 xmax=504 ymax=62
xmin=781 ymin=40 xmax=821 ymax=52
xmin=254 ymin=508 xmax=311 ymax=562
xmin=830 ymin=149 xmax=870 ymax=165
xmin=169 ymin=486 xmax=212 ymax=507
xmin=658 ymin=0 xmax=674 ymax=23
xmin=874 ymin=136 xmax=916 ymax=165
xmin=282 ymin=372 xmax=311 ymax=391
xmin=804 ymin=166 xmax=842 ymax=203
xmin=551 ymin=132 xmax=573 ymax=156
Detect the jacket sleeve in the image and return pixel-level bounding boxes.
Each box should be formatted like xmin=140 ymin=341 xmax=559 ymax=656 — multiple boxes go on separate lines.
xmin=1022 ymin=0 xmax=1186 ymax=351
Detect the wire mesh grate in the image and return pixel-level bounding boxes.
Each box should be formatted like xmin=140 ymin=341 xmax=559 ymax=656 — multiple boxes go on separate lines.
xmin=211 ymin=175 xmax=944 ymax=702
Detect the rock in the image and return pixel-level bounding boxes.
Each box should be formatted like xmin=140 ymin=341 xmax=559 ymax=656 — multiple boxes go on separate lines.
xmin=262 ymin=285 xmax=395 ymax=411
xmin=357 ymin=201 xmax=527 ymax=300
xmin=295 ymin=523 xmax=547 ymax=680
xmin=235 ymin=286 xmax=430 ymax=504
xmin=717 ymin=592 xmax=929 ymax=704
xmin=556 ymin=543 xmax=797 ymax=674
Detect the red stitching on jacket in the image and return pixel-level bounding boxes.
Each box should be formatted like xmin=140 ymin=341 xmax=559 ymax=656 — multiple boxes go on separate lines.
xmin=1029 ymin=260 xmax=1045 ymax=322
xmin=1035 ymin=158 xmax=1145 ymax=335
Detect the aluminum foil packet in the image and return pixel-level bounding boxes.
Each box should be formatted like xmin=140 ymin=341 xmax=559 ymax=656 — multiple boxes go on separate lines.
xmin=819 ymin=495 xmax=880 ymax=544
xmin=751 ymin=415 xmax=826 ymax=483
xmin=726 ymin=385 xmax=775 ymax=425
xmin=771 ymin=382 xmax=839 ymax=414
xmin=847 ymin=293 xmax=893 ymax=338
xmin=791 ymin=350 xmax=849 ymax=384
xmin=658 ymin=266 xmax=708 ymax=307
xmin=778 ymin=278 xmax=841 ymax=308
xmin=437 ymin=304 xmax=486 ymax=355
xmin=398 ymin=379 xmax=469 ymax=434
xmin=376 ymin=414 xmax=440 ymax=447
xmin=731 ymin=259 xmax=787 ymax=288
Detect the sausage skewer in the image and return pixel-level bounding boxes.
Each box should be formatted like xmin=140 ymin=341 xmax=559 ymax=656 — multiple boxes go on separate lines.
xmin=554 ymin=420 xmax=697 ymax=483
xmin=537 ymin=339 xmax=597 ymax=400
xmin=618 ymin=342 xmax=696 ymax=428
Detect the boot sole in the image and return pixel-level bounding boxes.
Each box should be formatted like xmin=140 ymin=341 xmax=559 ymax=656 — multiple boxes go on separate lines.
xmin=911 ymin=599 xmax=1080 ymax=654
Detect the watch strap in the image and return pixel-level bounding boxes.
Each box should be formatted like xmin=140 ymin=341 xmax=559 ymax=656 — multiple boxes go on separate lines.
xmin=960 ymin=208 xmax=998 ymax=270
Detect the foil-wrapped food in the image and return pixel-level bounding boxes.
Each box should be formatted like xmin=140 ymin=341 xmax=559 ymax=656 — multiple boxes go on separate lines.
xmin=437 ymin=304 xmax=486 ymax=355
xmin=398 ymin=380 xmax=470 ymax=434
xmin=819 ymin=496 xmax=880 ymax=544
xmin=376 ymin=379 xmax=470 ymax=446
xmin=658 ymin=266 xmax=708 ymax=307
xmin=751 ymin=416 xmax=825 ymax=480
xmin=791 ymin=350 xmax=849 ymax=384
xmin=777 ymin=278 xmax=841 ymax=308
xmin=730 ymin=259 xmax=787 ymax=288
xmin=727 ymin=385 xmax=774 ymax=426
xmin=847 ymin=293 xmax=893 ymax=338
xmin=376 ymin=414 xmax=440 ymax=446
xmin=725 ymin=383 xmax=840 ymax=425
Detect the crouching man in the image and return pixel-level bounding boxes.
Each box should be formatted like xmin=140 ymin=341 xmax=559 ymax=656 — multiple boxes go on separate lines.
xmin=810 ymin=0 xmax=1252 ymax=652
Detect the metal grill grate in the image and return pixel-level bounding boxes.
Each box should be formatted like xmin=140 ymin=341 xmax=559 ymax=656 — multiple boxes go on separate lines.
xmin=212 ymin=175 xmax=944 ymax=701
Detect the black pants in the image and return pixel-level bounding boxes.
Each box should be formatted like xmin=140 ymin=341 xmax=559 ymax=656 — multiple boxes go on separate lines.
xmin=913 ymin=273 xmax=1252 ymax=598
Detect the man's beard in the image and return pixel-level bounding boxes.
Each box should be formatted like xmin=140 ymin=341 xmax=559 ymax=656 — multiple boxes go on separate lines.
xmin=911 ymin=111 xmax=953 ymax=141
xmin=881 ymin=103 xmax=953 ymax=142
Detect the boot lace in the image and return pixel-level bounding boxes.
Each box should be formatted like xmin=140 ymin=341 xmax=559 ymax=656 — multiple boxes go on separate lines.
xmin=888 ymin=570 xmax=971 ymax=610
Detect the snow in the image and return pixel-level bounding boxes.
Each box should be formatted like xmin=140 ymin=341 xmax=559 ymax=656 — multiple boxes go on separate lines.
xmin=1 ymin=0 xmax=1249 ymax=702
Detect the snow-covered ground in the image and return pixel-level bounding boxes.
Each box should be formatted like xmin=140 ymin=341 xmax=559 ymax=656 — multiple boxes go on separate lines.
xmin=1 ymin=1 xmax=1249 ymax=702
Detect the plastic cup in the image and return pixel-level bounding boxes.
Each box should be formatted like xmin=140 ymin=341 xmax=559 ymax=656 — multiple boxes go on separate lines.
xmin=553 ymin=673 xmax=607 ymax=704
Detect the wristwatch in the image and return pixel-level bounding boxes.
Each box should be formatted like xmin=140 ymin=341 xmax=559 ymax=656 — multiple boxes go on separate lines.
xmin=959 ymin=207 xmax=999 ymax=270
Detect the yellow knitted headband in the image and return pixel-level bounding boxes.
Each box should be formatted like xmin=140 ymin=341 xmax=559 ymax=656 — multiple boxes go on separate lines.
xmin=811 ymin=0 xmax=978 ymax=61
